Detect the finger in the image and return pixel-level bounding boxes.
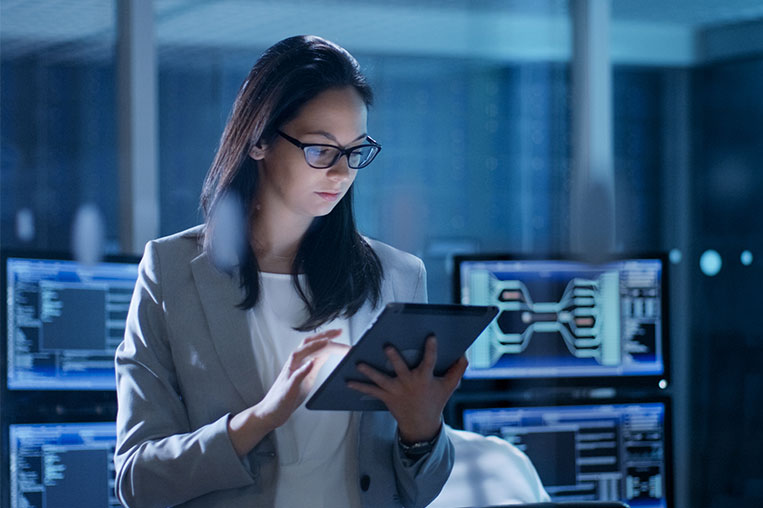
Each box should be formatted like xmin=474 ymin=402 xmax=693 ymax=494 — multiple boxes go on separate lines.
xmin=292 ymin=359 xmax=320 ymax=400
xmin=294 ymin=337 xmax=330 ymax=357
xmin=442 ymin=355 xmax=469 ymax=389
xmin=356 ymin=362 xmax=395 ymax=390
xmin=289 ymin=357 xmax=315 ymax=385
xmin=346 ymin=380 xmax=386 ymax=401
xmin=290 ymin=338 xmax=332 ymax=367
xmin=294 ymin=330 xmax=343 ymax=360
xmin=307 ymin=351 xmax=331 ymax=373
xmin=303 ymin=328 xmax=342 ymax=344
xmin=418 ymin=335 xmax=438 ymax=373
xmin=384 ymin=346 xmax=411 ymax=377
xmin=303 ymin=362 xmax=325 ymax=388
xmin=300 ymin=340 xmax=350 ymax=369
xmin=322 ymin=341 xmax=351 ymax=356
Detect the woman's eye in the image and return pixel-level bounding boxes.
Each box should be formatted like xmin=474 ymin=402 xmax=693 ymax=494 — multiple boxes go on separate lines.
xmin=307 ymin=147 xmax=333 ymax=157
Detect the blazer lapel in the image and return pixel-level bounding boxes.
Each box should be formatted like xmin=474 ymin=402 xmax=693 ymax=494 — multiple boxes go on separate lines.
xmin=190 ymin=252 xmax=264 ymax=407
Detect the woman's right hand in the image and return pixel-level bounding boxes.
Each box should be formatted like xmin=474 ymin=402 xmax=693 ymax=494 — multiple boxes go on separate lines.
xmin=227 ymin=329 xmax=347 ymax=457
xmin=254 ymin=328 xmax=346 ymax=428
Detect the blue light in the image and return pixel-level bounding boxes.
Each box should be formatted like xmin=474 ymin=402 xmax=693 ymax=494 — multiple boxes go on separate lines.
xmin=741 ymin=250 xmax=753 ymax=266
xmin=669 ymin=249 xmax=682 ymax=264
xmin=700 ymin=250 xmax=722 ymax=277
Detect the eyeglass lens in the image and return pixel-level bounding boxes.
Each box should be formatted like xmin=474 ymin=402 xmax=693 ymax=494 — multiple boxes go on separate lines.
xmin=304 ymin=145 xmax=378 ymax=169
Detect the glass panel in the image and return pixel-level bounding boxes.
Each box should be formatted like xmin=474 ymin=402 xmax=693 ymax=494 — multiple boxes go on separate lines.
xmin=1 ymin=1 xmax=118 ymax=253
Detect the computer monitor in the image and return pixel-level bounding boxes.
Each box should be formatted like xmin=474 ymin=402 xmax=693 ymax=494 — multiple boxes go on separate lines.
xmin=454 ymin=255 xmax=668 ymax=385
xmin=460 ymin=399 xmax=672 ymax=508
xmin=8 ymin=421 xmax=119 ymax=508
xmin=2 ymin=252 xmax=139 ymax=390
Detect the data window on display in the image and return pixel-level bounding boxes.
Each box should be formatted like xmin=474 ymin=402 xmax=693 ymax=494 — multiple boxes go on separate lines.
xmin=461 ymin=401 xmax=671 ymax=508
xmin=8 ymin=422 xmax=119 ymax=508
xmin=454 ymin=256 xmax=667 ymax=384
xmin=3 ymin=253 xmax=139 ymax=390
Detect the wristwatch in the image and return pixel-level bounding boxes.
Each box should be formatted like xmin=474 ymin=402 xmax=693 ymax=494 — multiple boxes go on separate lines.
xmin=397 ymin=429 xmax=440 ymax=458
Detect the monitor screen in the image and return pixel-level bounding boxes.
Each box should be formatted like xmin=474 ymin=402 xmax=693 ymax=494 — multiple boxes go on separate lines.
xmin=4 ymin=255 xmax=139 ymax=390
xmin=9 ymin=421 xmax=119 ymax=508
xmin=455 ymin=256 xmax=667 ymax=381
xmin=461 ymin=401 xmax=671 ymax=508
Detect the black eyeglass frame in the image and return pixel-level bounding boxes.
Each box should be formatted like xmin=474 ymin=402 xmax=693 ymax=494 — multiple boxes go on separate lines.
xmin=276 ymin=130 xmax=382 ymax=169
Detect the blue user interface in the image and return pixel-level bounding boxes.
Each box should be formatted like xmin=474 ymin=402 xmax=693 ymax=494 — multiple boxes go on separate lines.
xmin=9 ymin=422 xmax=120 ymax=508
xmin=462 ymin=402 xmax=669 ymax=508
xmin=5 ymin=256 xmax=138 ymax=390
xmin=457 ymin=258 xmax=664 ymax=379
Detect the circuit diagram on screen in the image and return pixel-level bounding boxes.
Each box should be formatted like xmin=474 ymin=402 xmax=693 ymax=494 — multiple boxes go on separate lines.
xmin=462 ymin=261 xmax=662 ymax=377
xmin=467 ymin=270 xmax=621 ymax=369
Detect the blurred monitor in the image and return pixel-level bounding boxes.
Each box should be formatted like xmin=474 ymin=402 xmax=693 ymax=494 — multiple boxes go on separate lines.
xmin=460 ymin=400 xmax=672 ymax=508
xmin=3 ymin=253 xmax=139 ymax=390
xmin=454 ymin=255 xmax=667 ymax=384
xmin=8 ymin=421 xmax=119 ymax=508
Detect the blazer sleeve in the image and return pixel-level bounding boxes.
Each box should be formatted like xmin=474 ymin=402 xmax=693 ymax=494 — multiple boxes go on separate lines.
xmin=393 ymin=258 xmax=455 ymax=508
xmin=114 ymin=241 xmax=255 ymax=508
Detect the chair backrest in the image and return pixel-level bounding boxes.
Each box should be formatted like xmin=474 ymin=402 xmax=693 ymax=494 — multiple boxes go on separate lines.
xmin=427 ymin=427 xmax=551 ymax=507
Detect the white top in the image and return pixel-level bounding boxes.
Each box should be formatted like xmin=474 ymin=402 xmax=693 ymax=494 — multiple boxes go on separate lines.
xmin=247 ymin=272 xmax=360 ymax=508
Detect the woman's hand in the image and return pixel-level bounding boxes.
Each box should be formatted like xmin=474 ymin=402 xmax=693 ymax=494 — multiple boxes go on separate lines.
xmin=347 ymin=335 xmax=467 ymax=443
xmin=255 ymin=328 xmax=348 ymax=428
xmin=228 ymin=328 xmax=348 ymax=457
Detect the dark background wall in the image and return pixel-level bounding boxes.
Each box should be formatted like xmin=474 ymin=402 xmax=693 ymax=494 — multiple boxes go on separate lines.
xmin=691 ymin=57 xmax=763 ymax=508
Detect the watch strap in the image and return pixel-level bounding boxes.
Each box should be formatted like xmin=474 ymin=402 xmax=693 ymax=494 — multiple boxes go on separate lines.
xmin=397 ymin=428 xmax=440 ymax=458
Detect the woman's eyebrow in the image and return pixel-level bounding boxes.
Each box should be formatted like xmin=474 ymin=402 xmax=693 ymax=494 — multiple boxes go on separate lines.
xmin=304 ymin=130 xmax=367 ymax=144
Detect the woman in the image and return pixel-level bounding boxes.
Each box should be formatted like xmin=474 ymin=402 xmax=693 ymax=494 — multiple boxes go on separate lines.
xmin=114 ymin=35 xmax=466 ymax=508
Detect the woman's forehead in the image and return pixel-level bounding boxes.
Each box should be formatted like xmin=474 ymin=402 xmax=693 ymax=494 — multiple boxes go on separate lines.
xmin=288 ymin=87 xmax=368 ymax=136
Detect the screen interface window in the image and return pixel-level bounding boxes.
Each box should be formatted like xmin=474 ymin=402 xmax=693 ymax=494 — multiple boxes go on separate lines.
xmin=463 ymin=403 xmax=668 ymax=508
xmin=459 ymin=259 xmax=664 ymax=379
xmin=6 ymin=257 xmax=138 ymax=390
xmin=9 ymin=422 xmax=120 ymax=508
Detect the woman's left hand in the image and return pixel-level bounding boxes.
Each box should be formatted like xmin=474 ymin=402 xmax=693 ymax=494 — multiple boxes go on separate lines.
xmin=347 ymin=335 xmax=468 ymax=443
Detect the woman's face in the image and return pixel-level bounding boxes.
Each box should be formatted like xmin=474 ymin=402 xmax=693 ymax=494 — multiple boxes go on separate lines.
xmin=252 ymin=86 xmax=368 ymax=223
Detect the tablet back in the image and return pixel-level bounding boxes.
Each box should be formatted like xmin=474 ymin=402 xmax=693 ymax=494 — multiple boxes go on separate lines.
xmin=306 ymin=303 xmax=498 ymax=411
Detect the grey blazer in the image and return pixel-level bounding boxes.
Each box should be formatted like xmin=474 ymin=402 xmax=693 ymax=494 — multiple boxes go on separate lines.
xmin=114 ymin=225 xmax=454 ymax=508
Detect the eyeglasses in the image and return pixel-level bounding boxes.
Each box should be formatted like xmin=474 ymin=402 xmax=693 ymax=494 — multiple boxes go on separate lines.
xmin=277 ymin=130 xmax=381 ymax=169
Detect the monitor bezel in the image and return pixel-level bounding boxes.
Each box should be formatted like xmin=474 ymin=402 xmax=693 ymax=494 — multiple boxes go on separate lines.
xmin=448 ymin=392 xmax=674 ymax=508
xmin=452 ymin=252 xmax=671 ymax=390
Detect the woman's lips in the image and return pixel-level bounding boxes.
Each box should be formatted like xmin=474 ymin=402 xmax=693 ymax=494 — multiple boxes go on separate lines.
xmin=316 ymin=192 xmax=341 ymax=201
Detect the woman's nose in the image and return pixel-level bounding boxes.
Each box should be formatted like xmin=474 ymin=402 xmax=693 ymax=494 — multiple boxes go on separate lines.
xmin=327 ymin=156 xmax=354 ymax=181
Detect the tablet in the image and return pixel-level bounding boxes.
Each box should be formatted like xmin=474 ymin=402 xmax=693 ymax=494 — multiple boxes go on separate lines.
xmin=306 ymin=302 xmax=498 ymax=411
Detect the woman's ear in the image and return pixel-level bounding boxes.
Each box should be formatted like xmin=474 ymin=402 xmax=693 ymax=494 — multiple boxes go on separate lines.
xmin=248 ymin=142 xmax=267 ymax=160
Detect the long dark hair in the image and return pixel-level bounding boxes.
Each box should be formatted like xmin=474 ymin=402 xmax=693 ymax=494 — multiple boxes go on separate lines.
xmin=200 ymin=35 xmax=383 ymax=331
